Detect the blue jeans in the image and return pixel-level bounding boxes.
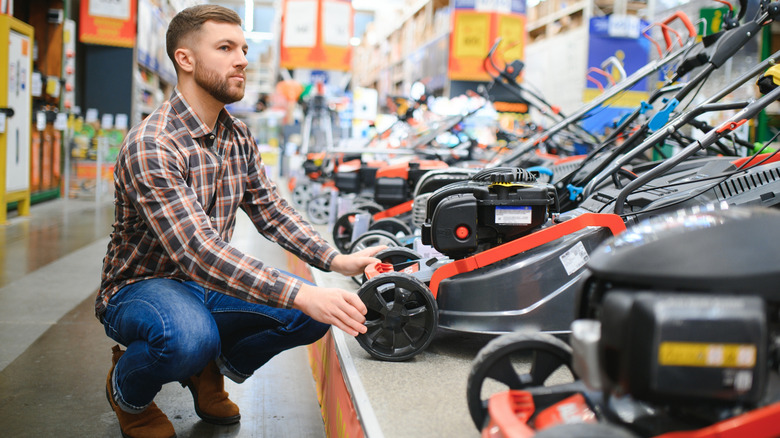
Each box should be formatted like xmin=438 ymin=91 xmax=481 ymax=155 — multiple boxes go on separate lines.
xmin=101 ymin=277 xmax=329 ymax=413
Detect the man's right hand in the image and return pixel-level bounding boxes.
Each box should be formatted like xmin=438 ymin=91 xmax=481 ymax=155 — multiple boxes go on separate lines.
xmin=292 ymin=283 xmax=368 ymax=336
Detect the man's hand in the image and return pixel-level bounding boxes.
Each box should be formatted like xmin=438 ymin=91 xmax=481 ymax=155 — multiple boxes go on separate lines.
xmin=330 ymin=245 xmax=386 ymax=277
xmin=293 ymin=283 xmax=368 ymax=336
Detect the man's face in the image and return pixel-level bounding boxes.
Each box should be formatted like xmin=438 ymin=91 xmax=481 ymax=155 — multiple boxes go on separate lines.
xmin=191 ymin=21 xmax=248 ymax=104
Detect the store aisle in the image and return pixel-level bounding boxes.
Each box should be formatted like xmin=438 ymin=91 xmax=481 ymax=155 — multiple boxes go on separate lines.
xmin=0 ymin=199 xmax=327 ymax=437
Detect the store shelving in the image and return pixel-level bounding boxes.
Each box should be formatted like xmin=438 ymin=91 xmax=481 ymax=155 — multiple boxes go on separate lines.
xmin=353 ymin=0 xmax=451 ymax=101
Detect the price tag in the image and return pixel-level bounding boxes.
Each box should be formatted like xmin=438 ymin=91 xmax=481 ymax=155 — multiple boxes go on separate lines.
xmin=54 ymin=113 xmax=68 ymax=131
xmin=283 ymin=1 xmax=317 ymax=48
xmin=114 ymin=113 xmax=128 ymax=130
xmin=86 ymin=108 xmax=98 ymax=123
xmin=31 ymin=71 xmax=43 ymax=97
xmin=323 ymin=1 xmax=350 ymax=46
xmin=46 ymin=76 xmax=61 ymax=97
xmin=36 ymin=111 xmax=47 ymax=131
xmin=101 ymin=113 xmax=114 ymax=130
xmin=454 ymin=13 xmax=489 ymax=58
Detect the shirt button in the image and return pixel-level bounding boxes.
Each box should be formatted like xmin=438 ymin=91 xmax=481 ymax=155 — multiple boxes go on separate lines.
xmin=210 ymin=216 xmax=217 ymax=222
xmin=209 ymin=134 xmax=215 ymax=140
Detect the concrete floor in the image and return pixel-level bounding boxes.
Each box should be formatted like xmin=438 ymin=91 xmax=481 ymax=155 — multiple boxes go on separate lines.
xmin=0 ymin=198 xmax=326 ymax=438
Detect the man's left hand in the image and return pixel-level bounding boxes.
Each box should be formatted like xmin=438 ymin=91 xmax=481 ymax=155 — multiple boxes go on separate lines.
xmin=330 ymin=246 xmax=387 ymax=277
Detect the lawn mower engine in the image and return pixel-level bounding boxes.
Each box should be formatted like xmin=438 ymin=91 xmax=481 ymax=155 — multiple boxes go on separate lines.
xmin=569 ymin=206 xmax=780 ymax=435
xmin=420 ymin=167 xmax=557 ymax=259
xmin=373 ymin=160 xmax=449 ymax=206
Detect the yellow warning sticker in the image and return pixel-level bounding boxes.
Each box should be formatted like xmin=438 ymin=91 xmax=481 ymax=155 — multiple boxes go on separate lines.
xmin=658 ymin=342 xmax=757 ymax=368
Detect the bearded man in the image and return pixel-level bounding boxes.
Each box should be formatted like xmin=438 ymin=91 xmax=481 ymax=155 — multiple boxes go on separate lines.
xmin=97 ymin=5 xmax=382 ymax=437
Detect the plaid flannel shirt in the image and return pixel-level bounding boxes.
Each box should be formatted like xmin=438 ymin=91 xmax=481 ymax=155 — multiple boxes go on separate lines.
xmin=96 ymin=89 xmax=338 ymax=320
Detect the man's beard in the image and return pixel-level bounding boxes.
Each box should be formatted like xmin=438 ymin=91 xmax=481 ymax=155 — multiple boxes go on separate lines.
xmin=194 ymin=63 xmax=245 ymax=104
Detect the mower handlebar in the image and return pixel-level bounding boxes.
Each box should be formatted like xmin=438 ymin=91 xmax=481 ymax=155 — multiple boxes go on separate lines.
xmin=661 ymin=11 xmax=697 ymax=50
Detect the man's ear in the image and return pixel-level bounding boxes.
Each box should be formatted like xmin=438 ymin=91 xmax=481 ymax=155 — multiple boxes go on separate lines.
xmin=174 ymin=47 xmax=195 ymax=73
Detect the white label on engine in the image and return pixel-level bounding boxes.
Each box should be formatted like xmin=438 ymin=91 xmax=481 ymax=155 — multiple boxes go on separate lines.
xmin=733 ymin=370 xmax=753 ymax=392
xmin=560 ymin=241 xmax=590 ymax=275
xmin=495 ymin=206 xmax=533 ymax=225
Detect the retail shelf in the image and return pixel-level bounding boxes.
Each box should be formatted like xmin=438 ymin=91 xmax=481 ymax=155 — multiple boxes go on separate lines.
xmin=527 ymin=0 xmax=589 ymax=40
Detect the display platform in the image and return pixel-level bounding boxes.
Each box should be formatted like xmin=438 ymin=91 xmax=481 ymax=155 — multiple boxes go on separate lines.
xmin=309 ymin=266 xmax=492 ymax=438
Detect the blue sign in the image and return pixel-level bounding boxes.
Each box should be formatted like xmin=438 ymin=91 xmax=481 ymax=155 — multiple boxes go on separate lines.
xmin=310 ymin=70 xmax=329 ymax=85
xmin=454 ymin=0 xmax=526 ymax=14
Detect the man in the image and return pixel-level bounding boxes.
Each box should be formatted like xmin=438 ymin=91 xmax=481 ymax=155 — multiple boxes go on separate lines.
xmin=97 ymin=5 xmax=382 ymax=437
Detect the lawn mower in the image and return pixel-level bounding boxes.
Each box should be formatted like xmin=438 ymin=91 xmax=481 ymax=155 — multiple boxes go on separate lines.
xmin=468 ymin=206 xmax=780 ymax=438
xmin=351 ymin=37 xmax=780 ymax=363
xmin=352 ymin=167 xmax=627 ymax=361
xmin=330 ymin=95 xmax=499 ymax=252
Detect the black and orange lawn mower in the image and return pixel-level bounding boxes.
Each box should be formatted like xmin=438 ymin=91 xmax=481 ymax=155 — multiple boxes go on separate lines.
xmin=468 ymin=206 xmax=780 ymax=438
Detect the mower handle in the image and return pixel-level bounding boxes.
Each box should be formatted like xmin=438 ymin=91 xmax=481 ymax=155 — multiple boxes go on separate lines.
xmin=587 ymin=67 xmax=617 ymax=89
xmin=600 ymin=56 xmax=626 ymax=83
xmin=660 ymin=11 xmax=697 ymax=50
xmin=484 ymin=38 xmax=503 ymax=79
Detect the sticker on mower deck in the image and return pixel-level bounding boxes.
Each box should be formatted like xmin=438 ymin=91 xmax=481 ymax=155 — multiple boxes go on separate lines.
xmin=559 ymin=241 xmax=589 ymax=275
xmin=400 ymin=263 xmax=420 ymax=275
xmin=658 ymin=342 xmax=757 ymax=368
xmin=495 ymin=206 xmax=533 ymax=225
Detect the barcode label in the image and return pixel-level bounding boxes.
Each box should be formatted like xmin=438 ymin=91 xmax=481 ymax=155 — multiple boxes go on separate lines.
xmin=560 ymin=241 xmax=589 ymax=275
xmin=495 ymin=206 xmax=532 ymax=225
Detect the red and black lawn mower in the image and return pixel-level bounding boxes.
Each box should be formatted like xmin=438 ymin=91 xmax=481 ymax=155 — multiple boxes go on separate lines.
xmin=330 ymin=158 xmax=453 ymax=252
xmin=468 ymin=206 xmax=780 ymax=438
xmin=353 ymin=167 xmax=627 ymax=361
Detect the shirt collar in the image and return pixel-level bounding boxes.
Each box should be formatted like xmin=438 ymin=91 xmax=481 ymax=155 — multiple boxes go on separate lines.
xmin=169 ymin=88 xmax=235 ymax=139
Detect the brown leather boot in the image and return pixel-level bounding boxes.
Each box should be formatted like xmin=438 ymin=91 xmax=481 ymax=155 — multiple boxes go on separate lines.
xmin=181 ymin=361 xmax=241 ymax=425
xmin=106 ymin=345 xmax=176 ymax=438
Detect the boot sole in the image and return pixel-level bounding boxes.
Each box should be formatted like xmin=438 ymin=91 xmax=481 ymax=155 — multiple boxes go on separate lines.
xmin=181 ymin=380 xmax=241 ymax=426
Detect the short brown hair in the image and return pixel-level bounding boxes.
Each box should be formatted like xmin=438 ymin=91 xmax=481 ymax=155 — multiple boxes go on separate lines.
xmin=166 ymin=5 xmax=242 ymax=72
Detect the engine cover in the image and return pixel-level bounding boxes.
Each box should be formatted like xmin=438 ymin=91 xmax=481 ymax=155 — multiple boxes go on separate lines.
xmin=599 ymin=291 xmax=767 ymax=406
xmin=420 ymin=168 xmax=556 ymax=258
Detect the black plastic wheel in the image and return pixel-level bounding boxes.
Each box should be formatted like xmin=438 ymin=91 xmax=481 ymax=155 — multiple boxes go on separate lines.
xmin=356 ymin=272 xmax=438 ymax=361
xmin=348 ymin=230 xmax=401 ymax=254
xmin=466 ymin=332 xmax=575 ymax=430
xmin=533 ymin=423 xmax=639 ymax=438
xmin=306 ymin=193 xmax=331 ymax=225
xmin=369 ymin=217 xmax=413 ymax=238
xmin=332 ymin=210 xmax=369 ymax=253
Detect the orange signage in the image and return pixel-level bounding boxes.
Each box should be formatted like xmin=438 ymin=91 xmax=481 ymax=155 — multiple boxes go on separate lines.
xmin=79 ymin=0 xmax=137 ymax=48
xmin=280 ymin=0 xmax=353 ymax=71
xmin=449 ymin=9 xmax=526 ymax=81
